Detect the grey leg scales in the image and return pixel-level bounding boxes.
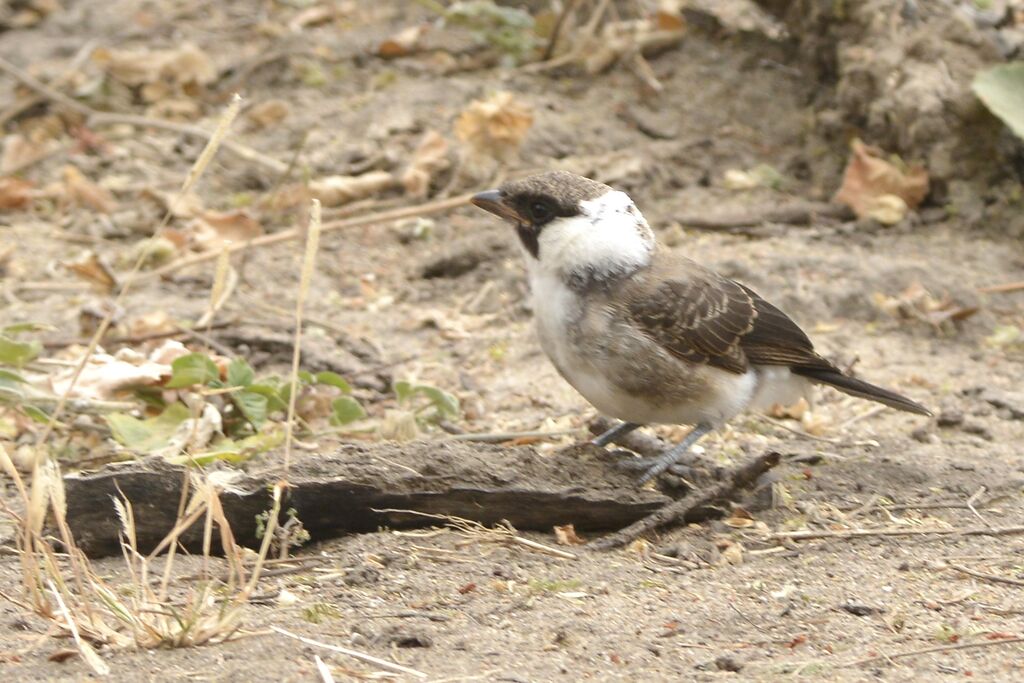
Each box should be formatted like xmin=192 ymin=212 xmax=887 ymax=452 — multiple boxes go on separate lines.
xmin=636 ymin=422 xmax=713 ymax=485
xmin=590 ymin=421 xmax=643 ymax=447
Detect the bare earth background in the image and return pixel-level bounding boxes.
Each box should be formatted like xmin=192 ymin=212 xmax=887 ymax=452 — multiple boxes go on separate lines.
xmin=1 ymin=1 xmax=1024 ymax=681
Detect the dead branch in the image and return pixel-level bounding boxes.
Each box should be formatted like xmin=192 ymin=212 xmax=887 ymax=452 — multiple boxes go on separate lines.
xmin=590 ymin=451 xmax=781 ymax=550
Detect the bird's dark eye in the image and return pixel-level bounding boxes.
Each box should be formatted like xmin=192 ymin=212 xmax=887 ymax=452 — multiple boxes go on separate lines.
xmin=529 ymin=200 xmax=554 ymax=224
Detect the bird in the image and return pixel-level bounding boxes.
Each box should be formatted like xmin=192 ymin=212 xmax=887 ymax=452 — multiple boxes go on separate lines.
xmin=471 ymin=170 xmax=931 ymax=484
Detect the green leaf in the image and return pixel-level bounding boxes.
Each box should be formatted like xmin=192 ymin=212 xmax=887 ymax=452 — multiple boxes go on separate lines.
xmin=245 ymin=384 xmax=289 ymax=412
xmin=0 ymin=385 xmax=24 ymax=402
xmin=330 ymin=396 xmax=365 ymax=426
xmin=166 ymin=430 xmax=284 ymax=466
xmin=393 ymin=380 xmax=413 ymax=403
xmin=297 ymin=370 xmax=314 ymax=384
xmin=0 ymin=369 xmax=28 ymax=384
xmin=106 ymin=403 xmax=191 ymax=453
xmin=20 ymin=404 xmax=50 ymax=424
xmin=395 ymin=381 xmax=459 ymax=418
xmin=314 ymin=371 xmax=352 ymax=393
xmin=973 ymin=63 xmax=1024 ymax=140
xmin=165 ymin=353 xmax=220 ymax=389
xmin=232 ymin=389 xmax=268 ymax=429
xmin=413 ymin=385 xmax=459 ymax=417
xmin=0 ymin=335 xmax=41 ymax=367
xmin=2 ymin=322 xmax=54 ymax=335
xmin=226 ymin=357 xmax=255 ymax=387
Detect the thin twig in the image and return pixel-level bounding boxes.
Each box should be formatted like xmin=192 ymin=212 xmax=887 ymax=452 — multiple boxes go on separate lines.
xmin=977 ymin=281 xmax=1024 ymax=294
xmin=443 ymin=428 xmax=580 ymax=443
xmin=845 ymin=636 xmax=1024 ymax=667
xmin=542 ymin=0 xmax=581 ymax=60
xmin=271 ymin=626 xmax=428 ymax=679
xmin=771 ymin=525 xmax=1024 ymax=542
xmin=40 ymin=320 xmax=233 ymax=349
xmin=139 ymin=192 xmax=473 ymax=282
xmin=0 ymin=39 xmax=97 ymax=127
xmin=0 ymin=56 xmax=93 ymax=117
xmin=89 ymin=112 xmax=286 ymax=174
xmin=591 ymin=451 xmax=781 ymax=550
xmin=283 ymin=200 xmax=321 ymax=474
xmin=945 ymin=563 xmax=1024 ymax=588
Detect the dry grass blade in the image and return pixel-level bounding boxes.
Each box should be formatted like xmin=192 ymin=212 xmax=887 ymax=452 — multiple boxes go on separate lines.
xmin=46 ymin=579 xmax=111 ymax=676
xmin=271 ymin=626 xmax=428 ymax=679
xmin=33 ymin=94 xmax=244 ymax=448
xmin=283 ymin=198 xmax=322 ymax=473
xmin=374 ymin=508 xmax=577 ymax=560
xmin=315 ymin=655 xmax=336 ymax=683
xmin=140 ymin=192 xmax=473 ymax=282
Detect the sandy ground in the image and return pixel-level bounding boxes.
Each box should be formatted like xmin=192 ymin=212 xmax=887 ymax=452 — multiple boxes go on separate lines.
xmin=1 ymin=1 xmax=1023 ymax=680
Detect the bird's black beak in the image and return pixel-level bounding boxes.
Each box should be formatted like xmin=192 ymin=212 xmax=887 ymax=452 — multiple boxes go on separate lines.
xmin=471 ymin=189 xmax=524 ymax=223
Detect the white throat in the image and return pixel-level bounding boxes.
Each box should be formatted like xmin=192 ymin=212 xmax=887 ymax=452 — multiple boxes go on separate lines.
xmin=527 ymin=190 xmax=655 ymax=285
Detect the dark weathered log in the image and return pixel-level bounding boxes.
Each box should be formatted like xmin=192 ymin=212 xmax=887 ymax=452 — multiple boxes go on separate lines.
xmin=63 ymin=441 xmax=670 ymax=557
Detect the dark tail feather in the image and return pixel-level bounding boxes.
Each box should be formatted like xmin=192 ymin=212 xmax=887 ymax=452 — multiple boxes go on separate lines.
xmin=793 ymin=368 xmax=932 ymax=416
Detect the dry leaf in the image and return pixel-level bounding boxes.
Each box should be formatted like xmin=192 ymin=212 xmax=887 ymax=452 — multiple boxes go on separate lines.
xmin=553 ymin=524 xmax=585 ymax=545
xmin=1 ymin=134 xmax=58 ymax=174
xmin=189 ymin=210 xmax=264 ymax=251
xmin=246 ymin=99 xmax=291 ymax=130
xmin=834 ymin=139 xmax=929 ymax=220
xmin=379 ymin=25 xmax=428 ymax=58
xmin=722 ymin=507 xmax=755 ymax=529
xmin=49 ymin=351 xmax=170 ymax=400
xmin=714 ymin=539 xmax=744 ymax=566
xmin=308 ymin=171 xmax=395 ymax=207
xmin=0 ymin=176 xmax=34 ymax=210
xmin=873 ymin=282 xmax=978 ymax=330
xmin=62 ymin=165 xmax=118 ymax=213
xmin=769 ymin=396 xmax=811 ymax=420
xmin=401 ymin=130 xmax=450 ymax=197
xmin=63 ymin=251 xmax=117 ymax=291
xmin=288 ymin=2 xmax=353 ymax=32
xmin=93 ymin=43 xmax=215 ymax=95
xmin=454 ymin=92 xmax=533 ymax=162
xmin=127 ymin=310 xmax=177 ymax=338
xmin=140 ymin=187 xmax=205 ymax=218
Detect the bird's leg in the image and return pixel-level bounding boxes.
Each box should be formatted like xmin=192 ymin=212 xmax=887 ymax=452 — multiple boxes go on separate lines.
xmin=590 ymin=420 xmax=643 ymax=447
xmin=636 ymin=423 xmax=714 ymax=485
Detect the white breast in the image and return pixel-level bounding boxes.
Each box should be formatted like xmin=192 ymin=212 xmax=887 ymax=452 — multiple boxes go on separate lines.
xmin=526 ymin=265 xmax=771 ymax=427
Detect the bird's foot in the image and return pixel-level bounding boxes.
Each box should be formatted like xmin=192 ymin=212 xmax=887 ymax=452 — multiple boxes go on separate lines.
xmin=612 ymin=453 xmax=698 ymax=481
xmin=589 ymin=421 xmax=643 ymax=448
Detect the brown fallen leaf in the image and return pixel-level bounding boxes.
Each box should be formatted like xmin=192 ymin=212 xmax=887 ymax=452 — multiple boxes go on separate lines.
xmin=48 ymin=346 xmax=177 ymax=400
xmin=63 ymin=250 xmax=117 ymax=292
xmin=288 ymin=2 xmax=353 ymax=32
xmin=873 ymin=281 xmax=978 ymax=330
xmin=0 ymin=176 xmax=34 ymax=210
xmin=306 ymin=171 xmax=395 ymax=207
xmin=553 ymin=524 xmax=585 ymax=546
xmin=1 ymin=134 xmax=58 ymax=174
xmin=189 ymin=209 xmax=264 ymax=251
xmin=454 ymin=91 xmax=533 ymax=162
xmin=62 ymin=165 xmax=118 ymax=213
xmin=378 ymin=24 xmax=428 ymax=59
xmin=834 ymin=139 xmax=929 ymax=222
xmin=93 ymin=43 xmax=216 ymax=90
xmin=401 ymin=130 xmax=450 ymax=198
xmin=246 ymin=99 xmax=291 ymax=130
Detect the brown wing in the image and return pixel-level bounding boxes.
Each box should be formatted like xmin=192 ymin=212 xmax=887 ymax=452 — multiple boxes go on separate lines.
xmin=737 ymin=284 xmax=836 ymax=372
xmin=627 ymin=268 xmax=835 ymax=376
xmin=627 ymin=271 xmax=756 ymax=375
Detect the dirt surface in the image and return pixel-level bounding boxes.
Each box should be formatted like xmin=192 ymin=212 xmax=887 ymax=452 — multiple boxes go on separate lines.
xmin=2 ymin=1 xmax=1024 ymax=680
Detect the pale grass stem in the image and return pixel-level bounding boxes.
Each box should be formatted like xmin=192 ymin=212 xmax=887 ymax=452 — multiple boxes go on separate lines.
xmin=283 ymin=198 xmax=322 ymax=474
xmin=34 ymin=93 xmax=243 ymax=448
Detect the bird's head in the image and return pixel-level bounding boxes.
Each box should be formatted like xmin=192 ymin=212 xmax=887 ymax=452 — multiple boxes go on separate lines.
xmin=471 ymin=171 xmax=655 ymax=285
